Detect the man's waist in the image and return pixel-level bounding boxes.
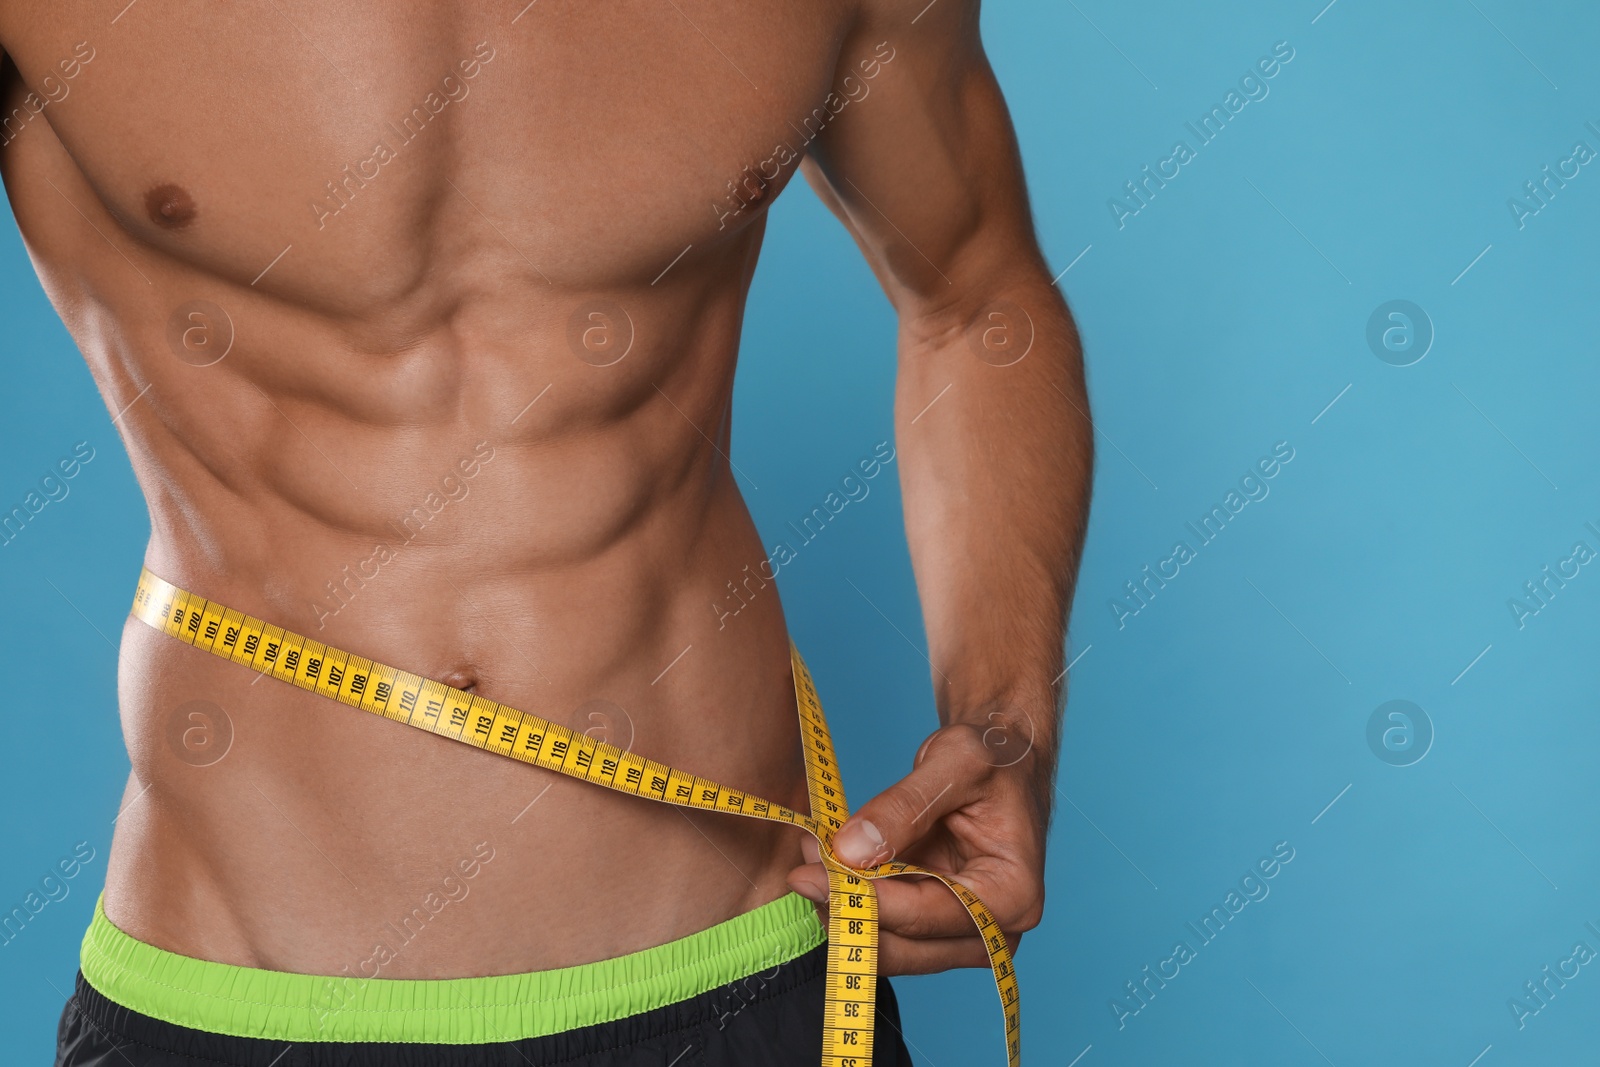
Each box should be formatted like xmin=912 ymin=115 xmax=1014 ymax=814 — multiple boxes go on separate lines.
xmin=78 ymin=889 xmax=826 ymax=1044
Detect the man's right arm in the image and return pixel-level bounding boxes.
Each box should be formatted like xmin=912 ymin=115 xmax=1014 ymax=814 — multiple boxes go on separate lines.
xmin=786 ymin=0 xmax=1093 ymax=975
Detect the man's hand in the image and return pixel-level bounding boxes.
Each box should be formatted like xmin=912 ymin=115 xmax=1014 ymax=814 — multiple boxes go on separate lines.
xmin=785 ymin=716 xmax=1049 ymax=975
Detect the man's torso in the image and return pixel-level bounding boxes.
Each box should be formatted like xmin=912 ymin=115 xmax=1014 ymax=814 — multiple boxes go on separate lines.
xmin=0 ymin=0 xmax=872 ymax=977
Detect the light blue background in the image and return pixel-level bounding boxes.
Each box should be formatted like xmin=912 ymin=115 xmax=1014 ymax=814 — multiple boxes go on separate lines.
xmin=4 ymin=1 xmax=1599 ymax=1064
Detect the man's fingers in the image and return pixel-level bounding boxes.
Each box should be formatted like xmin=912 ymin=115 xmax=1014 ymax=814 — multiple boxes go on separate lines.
xmin=878 ymin=929 xmax=1024 ymax=977
xmin=831 ymin=724 xmax=991 ymax=868
xmin=880 ymin=931 xmax=987 ymax=975
xmin=787 ymin=862 xmax=978 ymax=934
xmin=873 ymin=873 xmax=982 ymax=939
xmin=787 ymin=864 xmax=1018 ymax=943
xmin=786 ymin=859 xmax=829 ymax=903
xmin=786 ymin=830 xmax=830 ymax=901
xmin=786 ymin=863 xmax=1029 ymax=978
xmin=800 ymin=832 xmax=821 ymax=866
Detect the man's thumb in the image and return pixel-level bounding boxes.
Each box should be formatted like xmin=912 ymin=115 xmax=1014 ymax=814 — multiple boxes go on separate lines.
xmin=830 ymin=725 xmax=985 ymax=868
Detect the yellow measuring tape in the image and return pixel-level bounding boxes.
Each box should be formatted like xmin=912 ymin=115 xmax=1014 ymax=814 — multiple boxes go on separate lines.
xmin=130 ymin=566 xmax=1020 ymax=1066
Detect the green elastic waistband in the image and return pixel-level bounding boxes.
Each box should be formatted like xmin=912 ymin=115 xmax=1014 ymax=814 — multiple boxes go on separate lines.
xmin=81 ymin=891 xmax=825 ymax=1043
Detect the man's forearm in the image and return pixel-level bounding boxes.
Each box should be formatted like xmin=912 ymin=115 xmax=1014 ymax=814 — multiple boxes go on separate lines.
xmin=895 ymin=264 xmax=1093 ymax=809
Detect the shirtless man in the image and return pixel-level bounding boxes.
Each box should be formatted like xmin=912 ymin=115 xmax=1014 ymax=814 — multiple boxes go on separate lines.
xmin=0 ymin=1 xmax=1091 ymax=1063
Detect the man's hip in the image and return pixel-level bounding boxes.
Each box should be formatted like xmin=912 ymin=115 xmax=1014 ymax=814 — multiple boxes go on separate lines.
xmin=55 ymin=891 xmax=914 ymax=1066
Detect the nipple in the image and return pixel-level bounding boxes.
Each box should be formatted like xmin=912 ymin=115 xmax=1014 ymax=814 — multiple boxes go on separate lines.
xmin=144 ymin=183 xmax=197 ymax=230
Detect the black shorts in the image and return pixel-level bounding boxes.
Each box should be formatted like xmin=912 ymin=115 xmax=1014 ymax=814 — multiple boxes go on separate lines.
xmin=55 ymin=941 xmax=916 ymax=1067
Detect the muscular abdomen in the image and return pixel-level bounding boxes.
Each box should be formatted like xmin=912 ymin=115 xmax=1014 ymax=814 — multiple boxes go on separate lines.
xmin=0 ymin=0 xmax=850 ymax=975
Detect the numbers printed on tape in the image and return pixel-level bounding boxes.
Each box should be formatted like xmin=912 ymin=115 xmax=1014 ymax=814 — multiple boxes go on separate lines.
xmin=130 ymin=566 xmax=1021 ymax=1067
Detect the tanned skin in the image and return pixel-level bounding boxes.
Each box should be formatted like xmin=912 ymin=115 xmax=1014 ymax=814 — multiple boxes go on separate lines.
xmin=0 ymin=0 xmax=1090 ymax=982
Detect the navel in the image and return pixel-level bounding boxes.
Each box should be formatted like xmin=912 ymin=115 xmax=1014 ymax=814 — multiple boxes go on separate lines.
xmin=144 ymin=182 xmax=197 ymax=230
xmin=438 ymin=666 xmax=479 ymax=693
